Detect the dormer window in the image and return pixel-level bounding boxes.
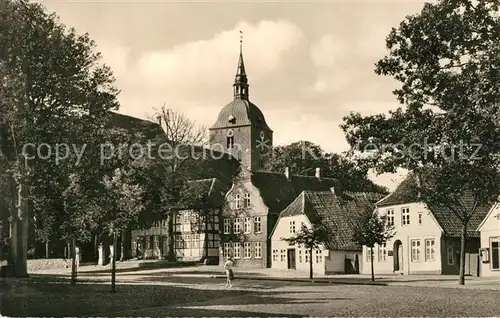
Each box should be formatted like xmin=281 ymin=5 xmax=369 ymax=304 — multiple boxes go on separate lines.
xmin=228 ymin=115 xmax=236 ymax=124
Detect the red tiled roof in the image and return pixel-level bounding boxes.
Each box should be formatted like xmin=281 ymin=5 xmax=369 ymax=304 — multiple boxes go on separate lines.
xmin=376 ymin=173 xmax=493 ymax=238
xmin=277 ymin=190 xmax=384 ymax=251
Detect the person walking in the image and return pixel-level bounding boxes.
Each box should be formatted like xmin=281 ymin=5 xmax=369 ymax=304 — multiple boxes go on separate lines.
xmin=224 ymin=257 xmax=234 ymax=288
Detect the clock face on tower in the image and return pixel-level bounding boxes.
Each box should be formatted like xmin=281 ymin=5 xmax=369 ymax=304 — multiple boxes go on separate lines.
xmin=227 ymin=129 xmax=234 ymax=137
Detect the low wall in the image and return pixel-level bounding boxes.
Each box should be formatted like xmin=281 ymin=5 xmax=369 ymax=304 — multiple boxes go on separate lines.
xmin=27 ymin=258 xmax=70 ymax=272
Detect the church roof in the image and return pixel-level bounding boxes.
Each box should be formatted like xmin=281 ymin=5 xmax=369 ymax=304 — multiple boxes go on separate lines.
xmin=107 ymin=111 xmax=162 ymax=139
xmin=178 ymin=178 xmax=230 ymax=209
xmin=250 ymin=170 xmax=340 ymax=213
xmin=210 ymin=98 xmax=272 ymax=131
xmin=273 ymin=190 xmax=384 ymax=251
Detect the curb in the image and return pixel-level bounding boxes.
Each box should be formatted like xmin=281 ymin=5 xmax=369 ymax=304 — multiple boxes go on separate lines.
xmin=167 ymin=273 xmax=388 ymax=286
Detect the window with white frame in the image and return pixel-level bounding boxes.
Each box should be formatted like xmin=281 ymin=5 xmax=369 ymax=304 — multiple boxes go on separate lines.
xmin=223 ymin=219 xmax=231 ymax=234
xmin=175 ymin=235 xmax=182 ymax=249
xmin=254 ymin=242 xmax=262 ymax=259
xmin=234 ymin=194 xmax=241 ymax=209
xmin=315 ymin=249 xmax=322 ymax=263
xmin=366 ymin=247 xmax=373 ymax=262
xmin=244 ymin=193 xmax=251 ymax=208
xmin=298 ymin=250 xmax=302 ymax=263
xmin=418 ymin=213 xmax=423 ymax=225
xmin=184 ymin=211 xmax=191 ymax=224
xmin=244 ymin=242 xmax=251 ymax=258
xmin=233 ymin=242 xmax=241 ymax=259
xmin=402 ymin=207 xmax=410 ymax=226
xmin=280 ymin=249 xmax=286 ymax=262
xmin=378 ymin=243 xmax=387 ymax=262
xmin=175 ymin=212 xmax=182 ymax=224
xmin=191 ymin=213 xmax=199 ymax=224
xmin=411 ymin=240 xmax=421 ymax=262
xmin=386 ymin=209 xmax=394 ymax=226
xmin=290 ymin=221 xmax=296 ymax=233
xmin=254 ymin=217 xmax=262 ymax=233
xmin=243 ymin=217 xmax=251 ymax=233
xmin=447 ymin=239 xmax=454 ymax=265
xmin=185 ymin=235 xmax=191 ymax=249
xmin=425 ymin=239 xmax=435 ymax=261
xmin=193 ymin=234 xmax=199 ymax=248
xmin=491 ymin=237 xmax=500 ymax=270
xmin=305 ymin=249 xmax=310 ymax=263
xmin=272 ymin=249 xmax=278 ymax=262
xmin=233 ymin=218 xmax=241 ymax=234
xmin=223 ymin=243 xmax=231 ymax=258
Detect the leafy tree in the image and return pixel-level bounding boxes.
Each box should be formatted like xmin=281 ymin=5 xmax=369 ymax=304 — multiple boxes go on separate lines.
xmin=282 ymin=223 xmax=331 ymax=279
xmin=341 ymin=0 xmax=500 ymax=285
xmin=0 ymin=0 xmax=119 ymax=277
xmin=0 ymin=0 xmax=119 ymax=276
xmin=101 ymin=168 xmax=144 ymax=292
xmin=137 ymin=106 xmax=213 ymax=261
xmin=353 ymin=206 xmax=395 ymax=282
xmin=265 ymin=141 xmax=388 ymax=193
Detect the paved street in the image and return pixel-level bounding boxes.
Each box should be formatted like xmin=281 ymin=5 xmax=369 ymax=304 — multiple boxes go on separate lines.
xmin=3 ymin=271 xmax=500 ymax=317
xmin=103 ymin=276 xmax=500 ymax=317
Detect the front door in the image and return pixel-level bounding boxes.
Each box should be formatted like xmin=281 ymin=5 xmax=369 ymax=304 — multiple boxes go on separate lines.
xmin=393 ymin=240 xmax=403 ymax=272
xmin=287 ymin=249 xmax=296 ymax=270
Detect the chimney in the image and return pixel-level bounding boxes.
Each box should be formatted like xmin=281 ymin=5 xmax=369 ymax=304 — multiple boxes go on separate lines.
xmin=330 ymin=187 xmax=338 ymax=195
xmin=284 ymin=167 xmax=290 ymax=180
xmin=315 ymin=167 xmax=321 ymax=179
xmin=156 ymin=115 xmax=162 ymax=126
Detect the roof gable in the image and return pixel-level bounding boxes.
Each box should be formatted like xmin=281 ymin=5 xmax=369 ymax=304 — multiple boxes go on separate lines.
xmin=477 ymin=202 xmax=500 ymax=231
xmin=274 ymin=189 xmax=384 ymax=251
xmin=378 ymin=173 xmax=493 ymax=238
xmin=250 ymin=171 xmax=340 ymax=213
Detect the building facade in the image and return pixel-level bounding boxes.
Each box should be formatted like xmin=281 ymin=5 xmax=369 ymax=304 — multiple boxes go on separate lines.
xmin=477 ymin=202 xmax=500 ymax=277
xmin=271 ymin=190 xmax=381 ymax=275
xmin=131 ymin=178 xmax=228 ymax=263
xmin=365 ymin=175 xmax=490 ymax=276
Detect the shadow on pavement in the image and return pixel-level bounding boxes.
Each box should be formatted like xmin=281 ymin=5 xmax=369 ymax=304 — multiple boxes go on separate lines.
xmin=106 ymin=306 xmax=306 ymax=317
xmin=0 ymin=275 xmax=342 ymax=317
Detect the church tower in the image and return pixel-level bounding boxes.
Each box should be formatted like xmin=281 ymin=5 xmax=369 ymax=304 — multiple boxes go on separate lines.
xmin=209 ymin=33 xmax=273 ymax=171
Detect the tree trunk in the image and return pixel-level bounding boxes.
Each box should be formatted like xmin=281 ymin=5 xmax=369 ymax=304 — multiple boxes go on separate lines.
xmin=111 ymin=231 xmax=117 ymax=292
xmin=45 ymin=240 xmax=49 ymax=259
xmin=204 ymin=210 xmax=209 ymax=260
xmin=120 ymin=230 xmax=125 ymax=261
xmin=9 ymin=180 xmax=29 ymax=278
xmin=94 ymin=234 xmax=98 ymax=263
xmin=370 ymin=247 xmax=375 ymax=282
xmin=71 ymin=238 xmax=77 ymax=285
xmin=166 ymin=211 xmax=175 ymax=262
xmin=459 ymin=222 xmax=467 ymax=285
xmin=309 ymin=246 xmax=313 ymax=280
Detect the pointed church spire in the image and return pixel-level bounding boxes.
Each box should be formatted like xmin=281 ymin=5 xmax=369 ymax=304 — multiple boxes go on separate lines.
xmin=233 ymin=30 xmax=249 ymax=100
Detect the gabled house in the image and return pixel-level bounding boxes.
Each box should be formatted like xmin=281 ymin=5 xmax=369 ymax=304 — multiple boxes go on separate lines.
xmin=131 ymin=178 xmax=230 ymax=262
xmin=270 ymin=189 xmax=384 ymax=276
xmin=366 ymin=175 xmax=492 ymax=275
xmin=219 ymin=168 xmax=340 ymax=268
xmin=477 ymin=202 xmax=500 ymax=277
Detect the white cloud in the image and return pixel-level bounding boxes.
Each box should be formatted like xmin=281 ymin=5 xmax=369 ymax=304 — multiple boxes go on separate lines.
xmin=134 ymin=20 xmax=304 ymax=99
xmin=97 ymin=42 xmax=131 ymax=78
xmin=309 ymin=34 xmax=342 ymax=68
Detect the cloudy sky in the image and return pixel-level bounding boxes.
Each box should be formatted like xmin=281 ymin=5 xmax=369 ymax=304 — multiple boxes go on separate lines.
xmin=40 ymin=0 xmax=426 ymax=190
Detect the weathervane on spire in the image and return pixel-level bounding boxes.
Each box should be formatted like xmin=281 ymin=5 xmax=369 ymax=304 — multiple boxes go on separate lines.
xmin=239 ymin=30 xmax=243 ymax=54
